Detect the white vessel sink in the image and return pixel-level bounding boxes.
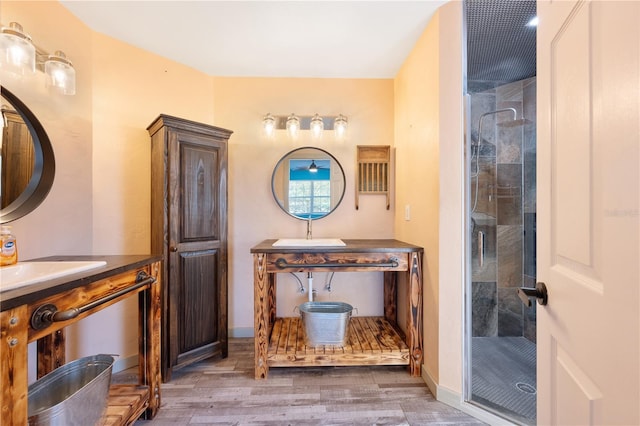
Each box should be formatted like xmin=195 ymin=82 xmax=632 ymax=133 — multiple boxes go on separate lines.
xmin=272 ymin=238 xmax=346 ymax=247
xmin=0 ymin=261 xmax=107 ymax=292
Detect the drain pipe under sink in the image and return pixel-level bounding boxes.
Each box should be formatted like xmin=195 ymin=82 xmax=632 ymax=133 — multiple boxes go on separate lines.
xmin=307 ymin=272 xmax=314 ymax=302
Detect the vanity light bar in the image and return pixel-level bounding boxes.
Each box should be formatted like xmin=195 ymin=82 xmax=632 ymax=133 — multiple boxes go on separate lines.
xmin=0 ymin=21 xmax=77 ymax=95
xmin=265 ymin=114 xmax=343 ymax=130
xmin=263 ymin=113 xmax=348 ymax=140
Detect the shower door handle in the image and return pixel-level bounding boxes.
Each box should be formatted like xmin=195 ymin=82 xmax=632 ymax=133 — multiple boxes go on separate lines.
xmin=518 ymin=282 xmax=548 ymax=307
xmin=477 ymin=231 xmax=485 ymax=268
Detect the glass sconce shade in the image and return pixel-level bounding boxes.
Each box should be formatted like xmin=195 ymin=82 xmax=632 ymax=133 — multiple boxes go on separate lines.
xmin=334 ymin=114 xmax=348 ymax=140
xmin=0 ymin=22 xmax=36 ymax=75
xmin=286 ymin=113 xmax=300 ymax=139
xmin=45 ymin=51 xmax=76 ymax=95
xmin=310 ymin=113 xmax=324 ymax=140
xmin=262 ymin=113 xmax=276 ymax=137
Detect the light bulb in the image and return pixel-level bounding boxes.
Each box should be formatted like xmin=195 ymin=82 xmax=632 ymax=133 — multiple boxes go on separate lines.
xmin=286 ymin=113 xmax=299 ymax=139
xmin=45 ymin=51 xmax=76 ymax=95
xmin=262 ymin=113 xmax=276 ymax=138
xmin=0 ymin=22 xmax=36 ymax=75
xmin=310 ymin=114 xmax=324 ymax=140
xmin=334 ymin=114 xmax=348 ymax=141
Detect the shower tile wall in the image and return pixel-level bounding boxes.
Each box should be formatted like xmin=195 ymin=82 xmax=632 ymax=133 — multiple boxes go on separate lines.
xmin=471 ymin=77 xmax=537 ymax=341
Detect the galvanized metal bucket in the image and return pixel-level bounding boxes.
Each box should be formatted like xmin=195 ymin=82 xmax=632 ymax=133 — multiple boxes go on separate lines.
xmin=298 ymin=301 xmax=353 ymax=346
xmin=28 ymin=354 xmax=116 ymax=426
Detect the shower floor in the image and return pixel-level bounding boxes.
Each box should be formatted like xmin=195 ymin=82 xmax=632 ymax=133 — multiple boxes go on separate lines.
xmin=471 ymin=336 xmax=536 ymax=425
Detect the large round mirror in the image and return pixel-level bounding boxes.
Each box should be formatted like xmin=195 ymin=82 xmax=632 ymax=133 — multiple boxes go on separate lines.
xmin=1 ymin=87 xmax=55 ymax=223
xmin=271 ymin=147 xmax=345 ymax=220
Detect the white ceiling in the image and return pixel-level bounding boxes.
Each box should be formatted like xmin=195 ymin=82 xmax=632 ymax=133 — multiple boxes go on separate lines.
xmin=60 ymin=1 xmax=447 ymax=79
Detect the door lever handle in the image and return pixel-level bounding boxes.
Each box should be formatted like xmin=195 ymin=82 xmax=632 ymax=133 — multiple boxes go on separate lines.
xmin=518 ymin=282 xmax=548 ymax=307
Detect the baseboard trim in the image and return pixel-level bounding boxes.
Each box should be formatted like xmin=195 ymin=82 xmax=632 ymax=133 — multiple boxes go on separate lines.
xmin=112 ymin=354 xmax=138 ymax=373
xmin=229 ymin=327 xmax=254 ymax=338
xmin=431 ymin=383 xmax=515 ymax=425
xmin=421 ymin=366 xmax=438 ymax=398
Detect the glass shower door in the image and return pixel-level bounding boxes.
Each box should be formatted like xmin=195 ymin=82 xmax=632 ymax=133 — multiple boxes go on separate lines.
xmin=466 ymin=78 xmax=538 ymax=425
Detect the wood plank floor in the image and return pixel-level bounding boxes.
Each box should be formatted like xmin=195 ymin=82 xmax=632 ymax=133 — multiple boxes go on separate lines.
xmin=113 ymin=338 xmax=484 ymax=425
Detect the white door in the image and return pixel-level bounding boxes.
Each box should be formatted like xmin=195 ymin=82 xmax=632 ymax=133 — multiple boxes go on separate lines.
xmin=537 ymin=0 xmax=640 ymax=424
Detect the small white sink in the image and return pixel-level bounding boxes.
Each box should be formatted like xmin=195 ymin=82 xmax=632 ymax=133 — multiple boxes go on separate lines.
xmin=272 ymin=238 xmax=346 ymax=247
xmin=0 ymin=261 xmax=107 ymax=292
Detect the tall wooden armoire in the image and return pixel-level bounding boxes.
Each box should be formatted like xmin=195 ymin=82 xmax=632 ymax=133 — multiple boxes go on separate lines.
xmin=148 ymin=115 xmax=232 ymax=381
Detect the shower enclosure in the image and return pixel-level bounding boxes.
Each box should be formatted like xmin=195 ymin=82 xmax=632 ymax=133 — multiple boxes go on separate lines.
xmin=467 ymin=79 xmax=537 ymax=425
xmin=464 ymin=1 xmax=537 ymax=424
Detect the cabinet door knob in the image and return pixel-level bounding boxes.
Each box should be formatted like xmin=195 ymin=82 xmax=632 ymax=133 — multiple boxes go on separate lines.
xmin=170 ymin=246 xmax=178 ymax=252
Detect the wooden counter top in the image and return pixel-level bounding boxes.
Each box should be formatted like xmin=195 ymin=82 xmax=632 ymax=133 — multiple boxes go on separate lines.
xmin=0 ymin=254 xmax=162 ymax=311
xmin=251 ymin=239 xmax=422 ymax=253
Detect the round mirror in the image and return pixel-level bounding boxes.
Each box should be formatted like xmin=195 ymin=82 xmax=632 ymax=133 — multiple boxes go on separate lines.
xmin=271 ymin=147 xmax=345 ymax=220
xmin=1 ymin=87 xmax=55 ymax=223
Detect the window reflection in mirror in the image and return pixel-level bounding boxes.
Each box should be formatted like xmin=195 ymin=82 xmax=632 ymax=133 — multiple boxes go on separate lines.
xmin=288 ymin=159 xmax=331 ymax=218
xmin=271 ymin=147 xmax=345 ymax=220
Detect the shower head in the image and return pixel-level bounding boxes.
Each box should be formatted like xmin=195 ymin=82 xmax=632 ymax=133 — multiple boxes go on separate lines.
xmin=477 ymin=108 xmax=517 ymax=143
xmin=477 ymin=107 xmax=532 ymax=137
xmin=478 ymin=108 xmax=517 ymax=123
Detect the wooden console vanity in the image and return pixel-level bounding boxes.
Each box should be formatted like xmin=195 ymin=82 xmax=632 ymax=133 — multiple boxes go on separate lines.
xmin=0 ymin=255 xmax=162 ymax=425
xmin=251 ymin=239 xmax=423 ymax=379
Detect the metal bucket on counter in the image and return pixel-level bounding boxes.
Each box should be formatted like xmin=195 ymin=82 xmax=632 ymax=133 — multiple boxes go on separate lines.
xmin=28 ymin=354 xmax=116 ymax=426
xmin=298 ymin=301 xmax=353 ymax=346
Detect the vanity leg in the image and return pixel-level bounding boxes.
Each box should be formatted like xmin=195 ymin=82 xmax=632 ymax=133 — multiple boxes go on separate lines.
xmin=138 ymin=261 xmax=162 ymax=419
xmin=253 ymin=253 xmax=272 ymax=379
xmin=407 ymin=251 xmax=424 ymax=376
xmin=1 ymin=306 xmax=29 ymax=426
xmin=383 ymin=271 xmax=397 ymax=323
xmin=37 ymin=329 xmax=66 ymax=378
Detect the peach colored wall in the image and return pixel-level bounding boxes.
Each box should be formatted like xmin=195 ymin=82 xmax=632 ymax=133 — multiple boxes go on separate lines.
xmin=1 ymin=1 xmax=94 ymax=259
xmin=393 ymin=11 xmax=441 ymax=386
xmin=1 ymin=1 xmax=219 ymax=376
xmin=74 ymin=32 xmax=218 ymax=369
xmin=394 ymin=0 xmax=466 ymax=402
xmin=437 ymin=0 xmax=465 ymax=398
xmin=212 ymin=77 xmax=395 ymax=333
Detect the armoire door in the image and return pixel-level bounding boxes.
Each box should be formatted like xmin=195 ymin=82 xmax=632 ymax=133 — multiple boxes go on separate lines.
xmin=167 ymin=128 xmax=228 ymax=372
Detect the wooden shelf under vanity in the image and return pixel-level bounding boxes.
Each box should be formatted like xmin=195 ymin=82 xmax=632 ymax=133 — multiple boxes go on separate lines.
xmin=103 ymin=385 xmax=151 ymax=425
xmin=268 ymin=316 xmax=409 ymax=367
xmin=251 ymin=239 xmax=423 ymax=379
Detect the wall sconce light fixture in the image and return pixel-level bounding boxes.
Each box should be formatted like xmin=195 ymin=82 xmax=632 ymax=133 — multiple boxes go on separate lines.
xmin=310 ymin=113 xmax=324 ymax=141
xmin=0 ymin=22 xmax=35 ymax=74
xmin=262 ymin=113 xmax=348 ymax=141
xmin=334 ymin=114 xmax=348 ymax=141
xmin=286 ymin=113 xmax=300 ymax=139
xmin=262 ymin=113 xmax=276 ymax=138
xmin=0 ymin=22 xmax=77 ymax=95
xmin=44 ymin=51 xmax=76 ymax=95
